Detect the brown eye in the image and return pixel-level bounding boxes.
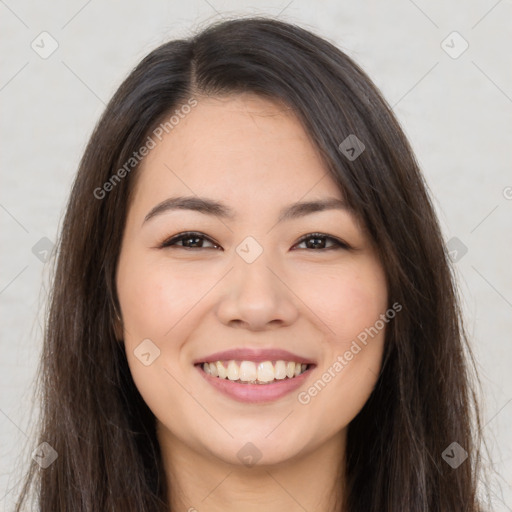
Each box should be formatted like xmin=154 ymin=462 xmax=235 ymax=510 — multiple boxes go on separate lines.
xmin=159 ymin=232 xmax=350 ymax=251
xmin=294 ymin=233 xmax=350 ymax=250
xmin=161 ymin=232 xmax=220 ymax=249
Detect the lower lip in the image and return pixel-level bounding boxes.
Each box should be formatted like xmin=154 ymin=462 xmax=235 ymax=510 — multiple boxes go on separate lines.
xmin=195 ymin=364 xmax=314 ymax=403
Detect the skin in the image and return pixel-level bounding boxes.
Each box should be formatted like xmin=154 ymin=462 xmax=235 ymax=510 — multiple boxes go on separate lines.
xmin=116 ymin=93 xmax=388 ymax=512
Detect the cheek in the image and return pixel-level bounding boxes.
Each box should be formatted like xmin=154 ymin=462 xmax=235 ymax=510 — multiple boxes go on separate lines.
xmin=116 ymin=256 xmax=222 ymax=410
xmin=295 ymin=261 xmax=388 ymax=343
xmin=117 ymin=257 xmax=217 ymax=340
xmin=294 ymin=260 xmax=387 ymax=427
xmin=116 ymin=257 xmax=203 ymax=425
xmin=297 ymin=321 xmax=386 ymax=440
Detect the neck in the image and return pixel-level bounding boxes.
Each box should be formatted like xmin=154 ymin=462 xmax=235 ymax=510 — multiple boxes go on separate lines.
xmin=158 ymin=426 xmax=346 ymax=512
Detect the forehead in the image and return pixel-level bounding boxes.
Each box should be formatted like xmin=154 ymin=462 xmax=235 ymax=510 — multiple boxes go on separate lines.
xmin=131 ymin=93 xmax=344 ymax=215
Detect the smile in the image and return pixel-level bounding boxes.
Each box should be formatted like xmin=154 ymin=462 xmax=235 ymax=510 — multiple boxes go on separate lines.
xmin=195 ymin=360 xmax=315 ymax=403
xmin=201 ymin=359 xmax=310 ymax=384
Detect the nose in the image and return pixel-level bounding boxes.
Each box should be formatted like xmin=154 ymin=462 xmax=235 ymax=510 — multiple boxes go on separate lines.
xmin=215 ymin=253 xmax=300 ymax=331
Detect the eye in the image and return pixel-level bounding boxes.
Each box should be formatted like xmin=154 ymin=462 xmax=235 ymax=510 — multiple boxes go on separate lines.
xmin=293 ymin=232 xmax=350 ymax=251
xmin=159 ymin=231 xmax=350 ymax=251
xmin=160 ymin=231 xmax=221 ymax=250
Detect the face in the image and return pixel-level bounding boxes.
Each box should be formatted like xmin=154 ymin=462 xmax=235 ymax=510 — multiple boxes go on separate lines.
xmin=116 ymin=93 xmax=388 ymax=468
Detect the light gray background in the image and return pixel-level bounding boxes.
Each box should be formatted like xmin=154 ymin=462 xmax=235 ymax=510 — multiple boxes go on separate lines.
xmin=1 ymin=0 xmax=511 ymax=510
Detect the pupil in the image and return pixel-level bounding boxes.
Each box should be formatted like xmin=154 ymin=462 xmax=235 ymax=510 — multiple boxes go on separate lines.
xmin=308 ymin=237 xmax=324 ymax=249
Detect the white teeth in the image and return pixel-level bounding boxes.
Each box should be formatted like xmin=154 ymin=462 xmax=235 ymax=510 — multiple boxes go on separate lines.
xmin=274 ymin=360 xmax=287 ymax=380
xmin=227 ymin=360 xmax=239 ymax=381
xmin=209 ymin=362 xmax=218 ymax=377
xmin=239 ymin=361 xmax=257 ymax=382
xmin=201 ymin=359 xmax=310 ymax=384
xmin=257 ymin=361 xmax=275 ymax=383
xmin=286 ymin=361 xmax=295 ymax=379
xmin=216 ymin=361 xmax=227 ymax=379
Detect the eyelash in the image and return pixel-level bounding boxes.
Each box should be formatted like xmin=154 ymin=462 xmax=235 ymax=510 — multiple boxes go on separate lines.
xmin=159 ymin=231 xmax=351 ymax=251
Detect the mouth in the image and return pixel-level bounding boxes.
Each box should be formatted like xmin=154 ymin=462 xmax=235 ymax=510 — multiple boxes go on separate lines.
xmin=194 ymin=359 xmax=316 ymax=403
xmin=196 ymin=359 xmax=313 ymax=385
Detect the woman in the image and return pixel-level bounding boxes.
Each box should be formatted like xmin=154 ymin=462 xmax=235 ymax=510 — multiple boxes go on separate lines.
xmin=16 ymin=17 xmax=484 ymax=511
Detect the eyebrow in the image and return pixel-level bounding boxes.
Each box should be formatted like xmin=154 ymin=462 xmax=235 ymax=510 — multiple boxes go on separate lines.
xmin=143 ymin=195 xmax=349 ymax=225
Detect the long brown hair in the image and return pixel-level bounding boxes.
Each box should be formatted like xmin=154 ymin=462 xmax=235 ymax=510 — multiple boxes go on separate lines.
xmin=15 ymin=16 xmax=484 ymax=511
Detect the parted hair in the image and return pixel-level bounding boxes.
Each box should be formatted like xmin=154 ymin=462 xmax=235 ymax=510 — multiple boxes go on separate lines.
xmin=16 ymin=17 xmax=483 ymax=511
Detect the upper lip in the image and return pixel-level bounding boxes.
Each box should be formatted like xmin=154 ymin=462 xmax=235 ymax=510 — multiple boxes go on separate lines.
xmin=193 ymin=348 xmax=316 ymax=365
